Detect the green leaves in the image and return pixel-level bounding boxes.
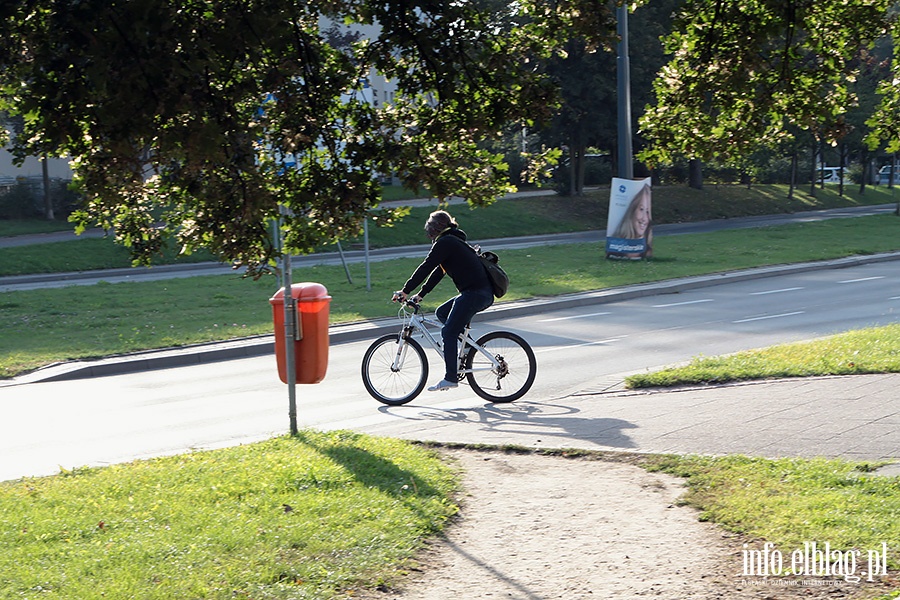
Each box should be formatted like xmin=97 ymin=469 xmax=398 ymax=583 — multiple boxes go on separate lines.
xmin=866 ymin=19 xmax=900 ymax=153
xmin=639 ymin=0 xmax=892 ymax=165
xmin=0 ymin=0 xmax=617 ymax=277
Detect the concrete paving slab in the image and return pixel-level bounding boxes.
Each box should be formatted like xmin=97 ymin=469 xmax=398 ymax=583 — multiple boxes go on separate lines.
xmin=345 ymin=374 xmax=900 ymax=463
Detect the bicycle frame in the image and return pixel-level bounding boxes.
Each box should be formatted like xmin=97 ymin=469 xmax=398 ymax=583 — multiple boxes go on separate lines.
xmin=363 ymin=300 xmax=536 ymax=404
xmin=392 ymin=302 xmax=502 ymax=380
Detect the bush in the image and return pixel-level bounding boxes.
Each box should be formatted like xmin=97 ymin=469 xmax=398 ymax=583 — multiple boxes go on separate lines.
xmin=49 ymin=178 xmax=81 ymax=218
xmin=551 ymin=155 xmax=613 ymax=195
xmin=0 ymin=180 xmax=41 ymax=219
xmin=0 ymin=177 xmax=80 ymax=220
xmin=584 ymin=158 xmax=613 ymax=185
xmin=651 ymin=155 xmax=821 ymax=186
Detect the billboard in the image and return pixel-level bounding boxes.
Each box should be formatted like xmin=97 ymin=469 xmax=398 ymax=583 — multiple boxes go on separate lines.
xmin=605 ymin=177 xmax=652 ymax=259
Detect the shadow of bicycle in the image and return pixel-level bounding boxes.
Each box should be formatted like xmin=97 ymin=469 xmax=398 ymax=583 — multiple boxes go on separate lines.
xmin=379 ymin=400 xmax=638 ymax=449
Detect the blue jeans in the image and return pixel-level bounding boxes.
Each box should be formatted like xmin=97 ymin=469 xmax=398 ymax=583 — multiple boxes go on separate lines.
xmin=435 ymin=288 xmax=494 ymax=381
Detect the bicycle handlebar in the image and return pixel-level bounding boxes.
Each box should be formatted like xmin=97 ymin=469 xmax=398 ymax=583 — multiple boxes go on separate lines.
xmin=391 ymin=294 xmax=421 ymax=314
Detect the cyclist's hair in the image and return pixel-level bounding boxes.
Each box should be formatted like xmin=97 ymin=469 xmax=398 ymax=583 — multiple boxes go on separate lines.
xmin=424 ymin=210 xmax=457 ymax=239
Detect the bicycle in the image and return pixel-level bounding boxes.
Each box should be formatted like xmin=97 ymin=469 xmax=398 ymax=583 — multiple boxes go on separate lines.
xmin=361 ymin=300 xmax=537 ymax=406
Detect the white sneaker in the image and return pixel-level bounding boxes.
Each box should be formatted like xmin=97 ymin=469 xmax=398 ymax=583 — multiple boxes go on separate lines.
xmin=428 ymin=379 xmax=459 ymax=392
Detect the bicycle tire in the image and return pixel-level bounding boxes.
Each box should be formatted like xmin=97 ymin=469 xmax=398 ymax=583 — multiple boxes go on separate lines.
xmin=361 ymin=334 xmax=428 ymax=406
xmin=464 ymin=331 xmax=537 ymax=403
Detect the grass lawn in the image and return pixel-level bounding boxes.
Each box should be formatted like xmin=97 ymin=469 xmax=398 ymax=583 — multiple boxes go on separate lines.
xmin=0 ymin=431 xmax=458 ymax=599
xmin=0 ymin=183 xmax=431 ymax=238
xmin=643 ymin=453 xmax=900 ymax=587
xmin=1 ymin=183 xmax=898 ymax=276
xmin=2 ymin=214 xmax=899 ymax=379
xmin=0 ymin=194 xmax=604 ymax=276
xmin=4 ymin=430 xmax=898 ymax=598
xmin=627 ymin=323 xmax=900 ymax=388
xmin=0 ymin=236 xmax=218 ymax=275
xmin=3 ymin=184 xmax=899 ymax=599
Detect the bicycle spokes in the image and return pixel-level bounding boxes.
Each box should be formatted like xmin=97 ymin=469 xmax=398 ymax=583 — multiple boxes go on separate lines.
xmin=464 ymin=332 xmax=536 ymax=403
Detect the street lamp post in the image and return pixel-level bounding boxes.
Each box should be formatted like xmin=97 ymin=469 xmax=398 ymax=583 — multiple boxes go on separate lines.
xmin=617 ymin=3 xmax=634 ymax=180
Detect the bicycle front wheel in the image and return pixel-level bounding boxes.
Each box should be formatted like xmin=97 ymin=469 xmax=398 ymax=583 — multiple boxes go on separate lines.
xmin=465 ymin=331 xmax=537 ymax=403
xmin=361 ymin=334 xmax=428 ymax=406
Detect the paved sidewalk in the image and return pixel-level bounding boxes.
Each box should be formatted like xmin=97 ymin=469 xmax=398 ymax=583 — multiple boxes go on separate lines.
xmin=347 ymin=373 xmax=900 ymax=468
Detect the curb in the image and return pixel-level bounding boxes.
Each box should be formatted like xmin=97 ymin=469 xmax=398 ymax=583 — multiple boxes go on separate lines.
xmin=8 ymin=250 xmax=900 ymax=386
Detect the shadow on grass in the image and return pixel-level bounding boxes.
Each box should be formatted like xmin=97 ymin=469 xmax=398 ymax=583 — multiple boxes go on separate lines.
xmin=295 ymin=431 xmax=444 ymax=500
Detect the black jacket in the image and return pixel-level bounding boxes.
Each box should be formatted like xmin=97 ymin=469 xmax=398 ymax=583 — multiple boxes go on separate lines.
xmin=402 ymin=227 xmax=491 ymax=297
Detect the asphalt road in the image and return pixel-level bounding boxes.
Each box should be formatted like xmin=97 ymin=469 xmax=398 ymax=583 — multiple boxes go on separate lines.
xmin=2 ymin=256 xmax=898 ymax=482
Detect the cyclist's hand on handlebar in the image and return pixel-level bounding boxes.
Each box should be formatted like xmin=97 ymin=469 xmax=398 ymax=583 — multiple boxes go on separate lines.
xmin=392 ymin=290 xmax=407 ymax=303
xmin=409 ymin=294 xmax=423 ymax=304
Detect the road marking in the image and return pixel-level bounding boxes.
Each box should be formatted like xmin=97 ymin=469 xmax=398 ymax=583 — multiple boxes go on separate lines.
xmin=652 ymin=299 xmax=714 ymax=308
xmin=838 ymin=276 xmax=885 ymax=284
xmin=535 ymin=337 xmax=625 ymax=353
xmin=750 ymin=287 xmax=804 ymax=295
xmin=538 ymin=311 xmax=611 ymax=323
xmin=733 ymin=311 xmax=805 ymax=323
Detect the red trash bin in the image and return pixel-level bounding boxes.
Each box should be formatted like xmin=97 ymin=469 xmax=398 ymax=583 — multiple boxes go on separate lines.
xmin=269 ymin=282 xmax=331 ymax=384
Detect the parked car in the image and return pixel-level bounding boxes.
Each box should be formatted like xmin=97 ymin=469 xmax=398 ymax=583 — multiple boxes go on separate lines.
xmin=818 ymin=166 xmax=842 ymax=184
xmin=878 ymin=165 xmax=900 ymax=186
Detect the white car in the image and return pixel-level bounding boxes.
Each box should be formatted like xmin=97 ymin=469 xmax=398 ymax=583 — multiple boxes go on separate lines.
xmin=878 ymin=165 xmax=900 ymax=185
xmin=818 ymin=166 xmax=842 ymax=184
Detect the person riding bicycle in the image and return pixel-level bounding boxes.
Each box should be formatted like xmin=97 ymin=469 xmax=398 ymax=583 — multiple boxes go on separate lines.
xmin=393 ymin=210 xmax=494 ymax=391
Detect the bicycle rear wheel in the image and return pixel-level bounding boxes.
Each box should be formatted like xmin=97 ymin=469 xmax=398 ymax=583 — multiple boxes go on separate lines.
xmin=465 ymin=331 xmax=536 ymax=403
xmin=361 ymin=334 xmax=428 ymax=406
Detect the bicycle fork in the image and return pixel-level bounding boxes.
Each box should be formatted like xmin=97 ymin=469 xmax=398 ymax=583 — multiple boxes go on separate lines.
xmin=390 ymin=326 xmax=416 ymax=372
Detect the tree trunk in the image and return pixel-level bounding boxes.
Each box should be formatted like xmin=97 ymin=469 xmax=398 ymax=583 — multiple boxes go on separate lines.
xmin=569 ymin=125 xmax=587 ymax=195
xmin=566 ymin=134 xmax=587 ymax=196
xmin=818 ymin=138 xmax=826 ymax=190
xmin=567 ymin=145 xmax=577 ymax=197
xmin=788 ymin=151 xmax=797 ymax=200
xmin=893 ymin=156 xmax=900 ymax=216
xmin=890 ymin=154 xmax=896 ymax=190
xmin=688 ymin=158 xmax=703 ymax=190
xmin=808 ymin=141 xmax=817 ymax=197
xmin=838 ymin=143 xmax=846 ymax=197
xmin=858 ymin=149 xmax=868 ymax=196
xmin=41 ymin=156 xmax=54 ymax=221
xmin=575 ymin=143 xmax=586 ymax=196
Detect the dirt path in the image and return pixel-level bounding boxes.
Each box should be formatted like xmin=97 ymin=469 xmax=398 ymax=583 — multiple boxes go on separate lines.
xmin=361 ymin=449 xmax=887 ymax=599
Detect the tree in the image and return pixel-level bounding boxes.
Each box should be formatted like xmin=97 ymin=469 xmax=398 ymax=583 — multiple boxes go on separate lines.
xmin=541 ymin=39 xmax=615 ymax=196
xmin=867 ymin=23 xmax=900 ymax=155
xmin=0 ymin=0 xmax=615 ymax=276
xmin=839 ymin=39 xmax=892 ymax=194
xmin=638 ymin=0 xmax=891 ymax=173
xmin=540 ymin=0 xmax=678 ymax=195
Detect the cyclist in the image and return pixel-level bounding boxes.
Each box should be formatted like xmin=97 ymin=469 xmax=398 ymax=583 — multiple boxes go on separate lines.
xmin=393 ymin=210 xmax=494 ymax=391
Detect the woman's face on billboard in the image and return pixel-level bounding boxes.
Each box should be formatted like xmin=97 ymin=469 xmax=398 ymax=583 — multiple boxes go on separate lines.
xmin=632 ymin=190 xmax=650 ymax=237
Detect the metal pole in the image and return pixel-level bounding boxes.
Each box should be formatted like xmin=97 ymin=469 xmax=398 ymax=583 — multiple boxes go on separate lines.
xmin=335 ymin=241 xmax=354 ymax=284
xmin=363 ymin=216 xmax=371 ymax=291
xmin=616 ymin=4 xmax=634 ymax=180
xmin=279 ymin=208 xmax=298 ymax=435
